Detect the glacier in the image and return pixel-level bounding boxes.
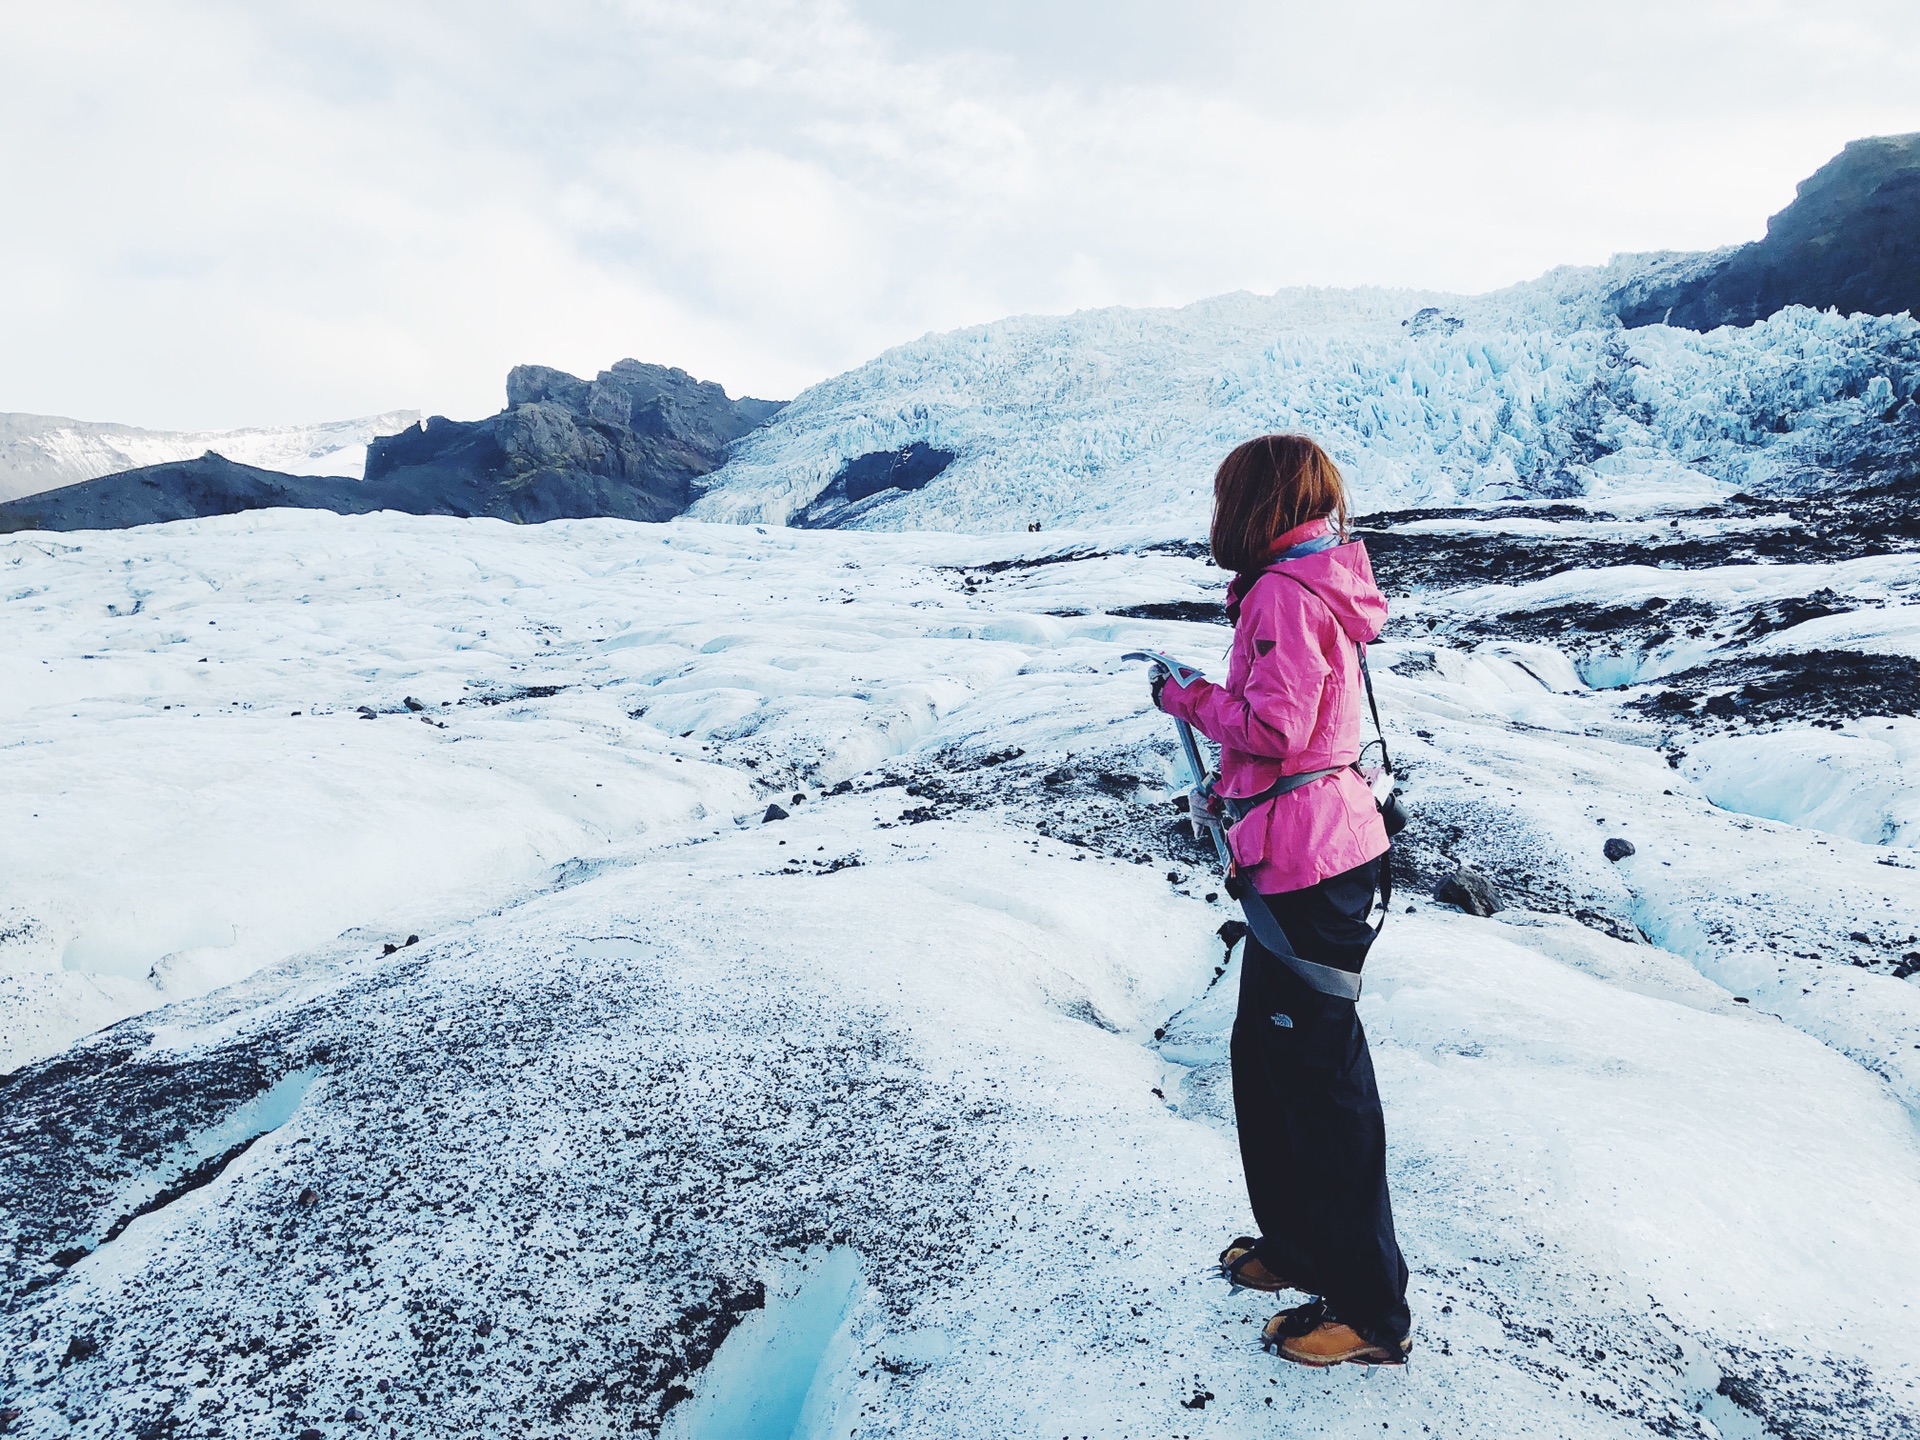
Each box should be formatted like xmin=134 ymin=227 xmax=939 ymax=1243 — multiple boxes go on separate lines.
xmin=689 ymin=265 xmax=1920 ymax=532
xmin=5 ymin=225 xmax=1920 ymax=1438
xmin=3 ymin=496 xmax=1918 ymax=1437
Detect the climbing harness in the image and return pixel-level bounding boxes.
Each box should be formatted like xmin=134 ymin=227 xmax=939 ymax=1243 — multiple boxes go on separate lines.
xmin=1123 ymin=533 xmax=1409 ymax=1001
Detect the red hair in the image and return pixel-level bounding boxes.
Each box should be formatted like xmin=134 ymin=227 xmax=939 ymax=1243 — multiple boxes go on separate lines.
xmin=1208 ymin=434 xmax=1349 ymax=576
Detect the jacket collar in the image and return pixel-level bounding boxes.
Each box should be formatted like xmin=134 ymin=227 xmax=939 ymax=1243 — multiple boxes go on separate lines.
xmin=1269 ymin=515 xmax=1334 ymax=555
xmin=1226 ymin=515 xmax=1338 ymax=621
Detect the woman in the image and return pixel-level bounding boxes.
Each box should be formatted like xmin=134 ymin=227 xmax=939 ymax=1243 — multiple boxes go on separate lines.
xmin=1153 ymin=434 xmax=1411 ymax=1367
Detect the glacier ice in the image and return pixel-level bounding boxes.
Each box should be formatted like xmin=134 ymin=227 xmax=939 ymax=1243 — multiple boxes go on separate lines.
xmin=692 ymin=267 xmax=1919 ymax=532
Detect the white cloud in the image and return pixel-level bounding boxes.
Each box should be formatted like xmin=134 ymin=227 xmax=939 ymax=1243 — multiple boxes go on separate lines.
xmin=0 ymin=0 xmax=1915 ymax=429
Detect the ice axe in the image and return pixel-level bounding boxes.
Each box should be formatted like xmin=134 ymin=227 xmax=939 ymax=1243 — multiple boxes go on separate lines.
xmin=1122 ymin=649 xmax=1232 ymax=867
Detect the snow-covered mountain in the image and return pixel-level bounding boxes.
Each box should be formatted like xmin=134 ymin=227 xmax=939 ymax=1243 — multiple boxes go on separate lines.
xmin=3 ymin=492 xmax=1917 ymax=1436
xmin=689 ymin=265 xmax=1919 ymax=532
xmin=0 ymin=409 xmax=420 ymax=503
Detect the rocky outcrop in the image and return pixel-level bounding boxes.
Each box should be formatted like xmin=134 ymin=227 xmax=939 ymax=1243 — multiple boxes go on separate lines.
xmin=1614 ymin=133 xmax=1920 ymax=330
xmin=0 ymin=362 xmax=782 ymax=532
xmin=795 ymin=443 xmax=956 ymax=527
xmin=361 ymin=360 xmax=784 ymax=524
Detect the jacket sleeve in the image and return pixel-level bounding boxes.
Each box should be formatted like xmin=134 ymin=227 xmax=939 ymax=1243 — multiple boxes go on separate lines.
xmin=1159 ymin=578 xmax=1331 ymax=762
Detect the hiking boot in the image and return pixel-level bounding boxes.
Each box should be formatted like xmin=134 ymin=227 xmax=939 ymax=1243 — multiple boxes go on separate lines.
xmin=1261 ymin=1300 xmax=1410 ymax=1367
xmin=1217 ymin=1236 xmax=1295 ymax=1292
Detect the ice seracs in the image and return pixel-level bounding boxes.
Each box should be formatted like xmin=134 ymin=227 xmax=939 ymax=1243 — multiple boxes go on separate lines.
xmin=691 ymin=279 xmax=1919 ymax=533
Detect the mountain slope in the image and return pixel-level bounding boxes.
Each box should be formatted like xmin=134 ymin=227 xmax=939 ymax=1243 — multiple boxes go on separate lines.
xmin=1614 ymin=132 xmax=1920 ymax=331
xmin=0 ymin=409 xmax=417 ymax=503
xmin=0 ymin=362 xmax=788 ymax=532
xmin=0 ymin=454 xmax=390 ymax=532
xmin=361 ymin=360 xmax=784 ymax=524
xmin=692 ymin=136 xmax=1920 ymax=537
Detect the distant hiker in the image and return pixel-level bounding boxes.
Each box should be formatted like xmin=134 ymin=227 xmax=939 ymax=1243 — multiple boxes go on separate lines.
xmin=1151 ymin=434 xmax=1411 ymax=1367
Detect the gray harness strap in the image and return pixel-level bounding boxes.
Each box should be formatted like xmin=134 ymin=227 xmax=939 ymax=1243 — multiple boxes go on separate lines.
xmin=1219 ymin=782 xmax=1365 ymax=1001
xmin=1228 ymin=764 xmax=1344 ymax=808
xmin=1237 ymin=889 xmax=1364 ymax=1000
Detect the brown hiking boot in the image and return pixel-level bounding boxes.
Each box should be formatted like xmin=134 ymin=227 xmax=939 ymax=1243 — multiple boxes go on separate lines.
xmin=1261 ymin=1300 xmax=1410 ymax=1367
xmin=1217 ymin=1237 xmax=1294 ymax=1292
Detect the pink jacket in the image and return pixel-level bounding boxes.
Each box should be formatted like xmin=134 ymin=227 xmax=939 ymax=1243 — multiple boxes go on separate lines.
xmin=1159 ymin=515 xmax=1391 ymax=894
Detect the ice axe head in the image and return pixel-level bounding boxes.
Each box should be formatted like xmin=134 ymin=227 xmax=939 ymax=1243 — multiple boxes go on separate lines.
xmin=1121 ymin=649 xmax=1206 ymax=688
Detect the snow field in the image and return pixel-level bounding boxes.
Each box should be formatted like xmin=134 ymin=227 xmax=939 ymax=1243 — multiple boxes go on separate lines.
xmin=6 ymin=510 xmax=1920 ymax=1436
xmin=1359 ymin=635 xmax=1920 ymax=1111
xmin=1683 ymin=722 xmax=1920 ymax=847
xmin=0 ymin=512 xmax=1104 ymax=1069
xmin=15 ymin=795 xmax=1920 ymax=1436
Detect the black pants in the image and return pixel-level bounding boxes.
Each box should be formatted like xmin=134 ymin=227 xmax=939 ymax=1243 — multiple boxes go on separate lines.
xmin=1232 ymin=854 xmax=1410 ymax=1344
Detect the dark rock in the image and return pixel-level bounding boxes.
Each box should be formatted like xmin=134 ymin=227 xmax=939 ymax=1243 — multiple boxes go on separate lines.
xmin=405 ymin=935 xmax=419 ymax=946
xmin=762 ymin=804 xmax=789 ymax=823
xmin=1107 ymin=600 xmax=1224 ymax=624
xmin=344 ymin=1405 xmax=365 ymax=1421
xmin=1435 ymin=866 xmax=1503 ymax=916
xmin=1603 ymin=837 xmax=1636 ymax=862
xmin=360 ymin=360 xmax=781 ymax=524
xmin=299 ymin=1429 xmax=322 ymax=1440
xmin=0 ymin=360 xmax=784 ymax=533
xmin=297 ymin=1186 xmax=318 ymax=1206
xmin=0 ymin=454 xmax=375 ymax=534
xmin=1404 ymin=307 xmax=1463 ymax=337
xmin=839 ymin=443 xmax=954 ymax=503
xmin=794 ymin=443 xmax=956 ymax=527
xmin=1614 ymin=132 xmax=1920 ymax=330
xmin=63 ymin=1334 xmax=98 ymax=1363
xmin=1217 ymin=919 xmax=1249 ymax=952
xmin=1629 ymin=650 xmax=1920 ymax=729
xmin=403 ymin=697 xmax=425 ymax=712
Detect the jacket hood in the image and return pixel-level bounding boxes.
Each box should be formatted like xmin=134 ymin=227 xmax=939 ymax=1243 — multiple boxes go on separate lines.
xmin=1226 ymin=516 xmax=1388 ymax=642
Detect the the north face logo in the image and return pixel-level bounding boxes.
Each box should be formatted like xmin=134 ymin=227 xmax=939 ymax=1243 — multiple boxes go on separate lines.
xmin=1271 ymin=1013 xmax=1294 ymax=1029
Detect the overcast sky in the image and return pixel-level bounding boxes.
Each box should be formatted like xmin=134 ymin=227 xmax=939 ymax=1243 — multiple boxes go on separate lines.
xmin=4 ymin=1 xmax=1917 ymax=430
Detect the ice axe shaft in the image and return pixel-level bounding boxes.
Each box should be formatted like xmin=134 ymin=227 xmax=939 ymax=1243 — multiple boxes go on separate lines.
xmin=1123 ymin=650 xmax=1233 ymax=868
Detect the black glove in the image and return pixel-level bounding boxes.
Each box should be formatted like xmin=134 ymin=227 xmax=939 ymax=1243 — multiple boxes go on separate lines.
xmin=1149 ymin=669 xmax=1169 ymax=710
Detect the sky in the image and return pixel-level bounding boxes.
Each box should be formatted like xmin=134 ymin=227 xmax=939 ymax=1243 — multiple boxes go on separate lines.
xmin=3 ymin=0 xmax=1917 ymax=430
